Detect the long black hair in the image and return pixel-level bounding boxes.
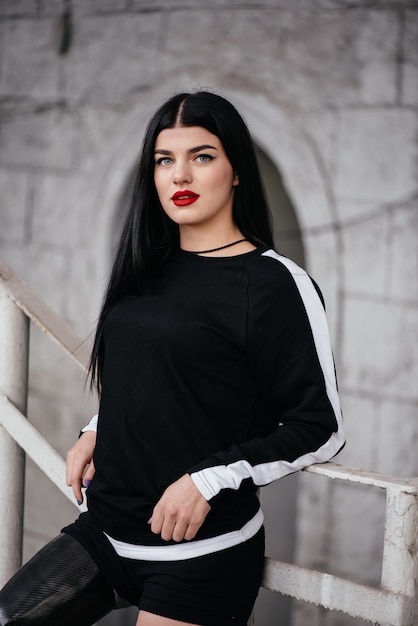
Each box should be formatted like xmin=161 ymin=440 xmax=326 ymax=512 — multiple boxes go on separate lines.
xmin=89 ymin=91 xmax=273 ymax=392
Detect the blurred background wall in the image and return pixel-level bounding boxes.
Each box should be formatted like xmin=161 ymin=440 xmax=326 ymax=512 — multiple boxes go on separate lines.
xmin=0 ymin=1 xmax=417 ymax=625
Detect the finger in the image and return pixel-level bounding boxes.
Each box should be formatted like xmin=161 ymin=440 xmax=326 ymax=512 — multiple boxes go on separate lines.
xmin=150 ymin=508 xmax=177 ymax=542
xmin=183 ymin=521 xmax=202 ymax=541
xmin=66 ymin=449 xmax=86 ymax=486
xmin=66 ymin=451 xmax=85 ymax=504
xmin=82 ymin=460 xmax=96 ymax=487
xmin=149 ymin=508 xmax=163 ymax=536
xmin=160 ymin=516 xmax=177 ymax=542
xmin=171 ymin=518 xmax=189 ymax=543
xmin=71 ymin=479 xmax=83 ymax=505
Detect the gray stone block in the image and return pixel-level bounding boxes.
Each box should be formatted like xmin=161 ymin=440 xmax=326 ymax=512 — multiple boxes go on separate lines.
xmin=77 ymin=106 xmax=125 ymax=171
xmin=0 ymin=18 xmax=60 ymax=98
xmin=402 ymin=11 xmax=418 ymax=106
xmin=387 ymin=202 xmax=418 ymax=302
xmin=71 ymin=0 xmax=128 ymax=14
xmin=289 ymin=8 xmax=398 ymax=106
xmin=336 ymin=393 xmax=378 ymax=470
xmin=0 ymin=108 xmax=76 ymax=169
xmin=0 ymin=0 xmax=38 ymax=16
xmin=32 ymin=173 xmax=94 ymax=248
xmin=334 ymin=109 xmax=418 ymax=203
xmin=375 ymin=398 xmax=418 ymax=477
xmin=64 ymin=13 xmax=161 ymax=104
xmin=341 ymin=293 xmax=418 ymax=402
xmin=0 ymin=169 xmax=30 ymax=243
xmin=39 ymin=0 xmax=69 ymax=16
xmin=340 ymin=200 xmax=391 ymax=299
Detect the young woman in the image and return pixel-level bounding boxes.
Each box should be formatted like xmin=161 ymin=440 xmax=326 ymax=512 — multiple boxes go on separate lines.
xmin=0 ymin=91 xmax=345 ymax=626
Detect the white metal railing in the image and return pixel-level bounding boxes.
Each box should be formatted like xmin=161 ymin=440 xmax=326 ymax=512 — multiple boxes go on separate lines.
xmin=0 ymin=260 xmax=417 ymax=626
xmin=0 ymin=260 xmax=90 ymax=584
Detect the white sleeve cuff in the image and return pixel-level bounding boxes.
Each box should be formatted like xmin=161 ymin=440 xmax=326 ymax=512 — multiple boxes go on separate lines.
xmin=81 ymin=414 xmax=98 ymax=433
xmin=189 ymin=470 xmax=217 ymax=501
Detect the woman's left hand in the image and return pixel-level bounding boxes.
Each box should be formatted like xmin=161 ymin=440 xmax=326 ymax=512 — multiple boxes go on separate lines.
xmin=150 ymin=474 xmax=211 ymax=542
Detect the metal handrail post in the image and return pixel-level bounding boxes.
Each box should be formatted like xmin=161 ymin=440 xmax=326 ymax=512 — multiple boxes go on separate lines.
xmin=0 ymin=290 xmax=29 ymax=586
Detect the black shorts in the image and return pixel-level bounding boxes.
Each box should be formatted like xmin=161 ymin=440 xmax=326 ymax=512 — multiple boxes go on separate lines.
xmin=63 ymin=513 xmax=265 ymax=626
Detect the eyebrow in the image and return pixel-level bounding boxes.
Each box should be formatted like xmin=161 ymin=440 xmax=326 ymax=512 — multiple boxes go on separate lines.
xmin=154 ymin=144 xmax=218 ymax=155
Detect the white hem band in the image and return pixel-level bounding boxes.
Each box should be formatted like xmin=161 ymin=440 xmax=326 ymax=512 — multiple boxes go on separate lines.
xmin=104 ymin=508 xmax=264 ymax=561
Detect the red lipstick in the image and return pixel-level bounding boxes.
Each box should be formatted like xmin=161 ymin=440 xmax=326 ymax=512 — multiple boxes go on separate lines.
xmin=171 ymin=190 xmax=199 ymax=206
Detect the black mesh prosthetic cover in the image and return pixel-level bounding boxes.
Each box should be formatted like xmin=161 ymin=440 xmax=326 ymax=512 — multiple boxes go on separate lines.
xmin=0 ymin=533 xmax=116 ymax=625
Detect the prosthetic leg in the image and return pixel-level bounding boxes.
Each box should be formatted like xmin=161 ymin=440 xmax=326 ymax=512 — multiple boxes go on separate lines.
xmin=0 ymin=533 xmax=116 ymax=625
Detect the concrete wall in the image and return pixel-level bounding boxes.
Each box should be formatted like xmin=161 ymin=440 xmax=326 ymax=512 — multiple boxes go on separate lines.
xmin=0 ymin=2 xmax=417 ymax=625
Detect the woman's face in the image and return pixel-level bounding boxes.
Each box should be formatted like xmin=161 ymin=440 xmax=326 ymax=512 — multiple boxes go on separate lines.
xmin=153 ymin=126 xmax=239 ymax=232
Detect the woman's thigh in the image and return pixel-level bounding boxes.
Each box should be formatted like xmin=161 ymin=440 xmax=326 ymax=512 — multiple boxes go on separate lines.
xmin=136 ymin=610 xmax=199 ymax=626
xmin=0 ymin=533 xmax=116 ymax=626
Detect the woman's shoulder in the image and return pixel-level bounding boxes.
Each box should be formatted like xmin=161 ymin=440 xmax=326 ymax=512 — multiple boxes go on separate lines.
xmin=245 ymin=247 xmax=308 ymax=285
xmin=245 ymin=247 xmax=324 ymax=305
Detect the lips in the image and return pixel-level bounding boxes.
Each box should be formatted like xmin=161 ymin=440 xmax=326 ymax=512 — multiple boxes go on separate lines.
xmin=171 ymin=190 xmax=200 ymax=206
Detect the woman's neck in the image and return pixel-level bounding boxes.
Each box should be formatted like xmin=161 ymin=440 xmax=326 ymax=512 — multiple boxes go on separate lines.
xmin=179 ymin=228 xmax=255 ymax=257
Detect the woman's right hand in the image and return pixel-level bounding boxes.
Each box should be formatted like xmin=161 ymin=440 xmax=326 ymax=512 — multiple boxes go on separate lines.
xmin=66 ymin=430 xmax=97 ymax=505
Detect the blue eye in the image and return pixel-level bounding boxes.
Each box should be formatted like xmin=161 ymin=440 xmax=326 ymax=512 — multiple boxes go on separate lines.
xmin=195 ymin=154 xmax=214 ymax=163
xmin=156 ymin=157 xmax=173 ymax=166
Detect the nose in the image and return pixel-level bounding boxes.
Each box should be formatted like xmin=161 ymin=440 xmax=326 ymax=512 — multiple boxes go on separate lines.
xmin=173 ymin=159 xmax=192 ymax=185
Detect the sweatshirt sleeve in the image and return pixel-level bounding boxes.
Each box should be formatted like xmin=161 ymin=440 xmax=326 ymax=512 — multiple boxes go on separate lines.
xmin=189 ymin=251 xmax=345 ymax=502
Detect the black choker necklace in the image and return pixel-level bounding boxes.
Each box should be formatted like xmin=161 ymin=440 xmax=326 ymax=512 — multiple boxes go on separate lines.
xmin=183 ymin=238 xmax=248 ymax=255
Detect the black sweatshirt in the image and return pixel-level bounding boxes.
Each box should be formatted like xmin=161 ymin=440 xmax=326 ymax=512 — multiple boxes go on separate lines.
xmin=86 ymin=246 xmax=345 ymax=554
